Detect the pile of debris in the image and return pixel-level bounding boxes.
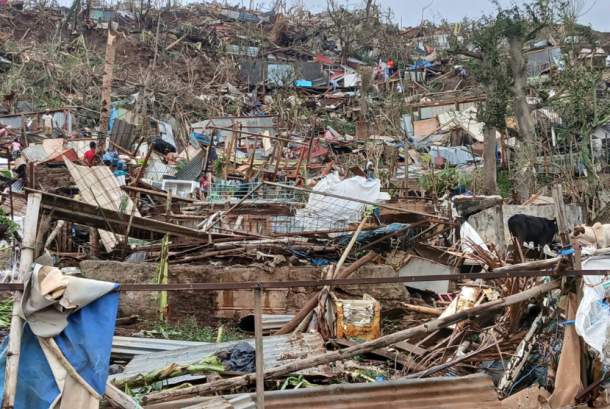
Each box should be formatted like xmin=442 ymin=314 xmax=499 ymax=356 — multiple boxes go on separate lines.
xmin=0 ymin=1 xmax=610 ymax=409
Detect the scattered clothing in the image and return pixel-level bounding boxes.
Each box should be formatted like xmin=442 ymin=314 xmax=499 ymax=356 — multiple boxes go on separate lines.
xmin=0 ymin=265 xmax=119 ymax=409
xmin=217 ymin=342 xmax=256 ymax=373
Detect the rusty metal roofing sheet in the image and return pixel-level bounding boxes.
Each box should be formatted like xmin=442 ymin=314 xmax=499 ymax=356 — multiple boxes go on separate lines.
xmin=253 ymin=373 xmax=501 ymax=409
xmin=145 ymin=374 xmax=501 ymax=409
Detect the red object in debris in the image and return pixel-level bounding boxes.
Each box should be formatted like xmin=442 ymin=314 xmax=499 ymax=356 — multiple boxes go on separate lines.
xmin=0 ymin=0 xmax=7 ymax=7
xmin=315 ymin=53 xmax=334 ymax=65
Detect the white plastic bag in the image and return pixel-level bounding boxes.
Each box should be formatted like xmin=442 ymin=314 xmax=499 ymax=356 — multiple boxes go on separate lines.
xmin=575 ymin=256 xmax=610 ymax=363
xmin=460 ymin=221 xmax=490 ymax=254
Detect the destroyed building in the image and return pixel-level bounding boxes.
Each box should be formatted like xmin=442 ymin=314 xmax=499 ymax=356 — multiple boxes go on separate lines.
xmin=0 ymin=1 xmax=609 ymax=408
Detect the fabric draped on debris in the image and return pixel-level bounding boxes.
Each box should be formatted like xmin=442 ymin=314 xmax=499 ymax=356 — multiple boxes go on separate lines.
xmin=0 ymin=265 xmax=119 ymax=409
xmin=280 ymin=173 xmax=390 ymax=233
xmin=575 ymin=256 xmax=610 ymax=364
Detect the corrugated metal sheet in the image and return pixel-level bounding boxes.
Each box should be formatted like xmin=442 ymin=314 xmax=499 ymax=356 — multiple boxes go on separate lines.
xmin=268 ymin=63 xmax=295 ymax=86
xmin=113 ymin=333 xmax=329 ymax=385
xmin=149 ymin=374 xmax=500 ymax=409
xmin=419 ymin=103 xmax=455 ymax=120
xmin=65 ymin=159 xmax=140 ymax=252
xmin=112 ymin=336 xmax=208 ymax=360
xmin=0 ymin=109 xmax=74 ymax=132
xmin=527 ymin=46 xmax=562 ymax=77
xmin=191 ymin=116 xmax=277 ymax=145
xmin=226 ymin=44 xmax=259 ymax=57
xmin=144 ymin=152 xmax=178 ymax=182
xmin=237 ymin=314 xmax=294 ymax=333
xmin=90 ymin=8 xmax=114 ymax=23
xmin=429 ymin=146 xmax=479 ymax=166
xmin=21 ymin=144 xmax=48 ymax=162
xmin=261 ymin=374 xmax=501 ymax=409
xmin=111 ymin=119 xmax=136 ymax=151
xmin=174 ymin=149 xmax=205 ymax=181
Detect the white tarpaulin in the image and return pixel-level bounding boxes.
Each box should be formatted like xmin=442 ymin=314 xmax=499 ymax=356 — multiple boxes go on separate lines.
xmin=460 ymin=221 xmax=490 ymax=254
xmin=575 ymin=256 xmax=610 ymax=364
xmin=274 ymin=173 xmax=390 ymax=233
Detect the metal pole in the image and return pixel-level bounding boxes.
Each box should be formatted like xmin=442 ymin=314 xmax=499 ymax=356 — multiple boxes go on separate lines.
xmin=254 ymin=286 xmax=265 ymax=408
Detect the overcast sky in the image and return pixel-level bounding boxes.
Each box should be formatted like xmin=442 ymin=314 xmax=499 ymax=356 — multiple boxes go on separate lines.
xmin=266 ymin=0 xmax=608 ymax=31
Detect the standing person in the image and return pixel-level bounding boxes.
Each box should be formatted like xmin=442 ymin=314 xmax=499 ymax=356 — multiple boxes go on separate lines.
xmin=11 ymin=138 xmax=21 ymax=160
xmin=41 ymin=109 xmax=54 ymax=136
xmin=83 ymin=141 xmax=97 ymax=166
xmin=387 ymin=57 xmax=396 ymax=77
xmin=199 ymin=174 xmax=210 ymax=199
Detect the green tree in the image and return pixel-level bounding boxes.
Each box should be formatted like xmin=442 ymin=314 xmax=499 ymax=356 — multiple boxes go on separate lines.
xmin=451 ymin=16 xmax=511 ymax=195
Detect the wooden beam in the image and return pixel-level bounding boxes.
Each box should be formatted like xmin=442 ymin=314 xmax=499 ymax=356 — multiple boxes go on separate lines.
xmin=122 ymin=185 xmax=194 ymax=203
xmin=99 ymin=30 xmax=117 ymax=138
xmin=27 ymin=189 xmax=236 ymax=242
xmin=105 ymin=382 xmax=142 ymax=409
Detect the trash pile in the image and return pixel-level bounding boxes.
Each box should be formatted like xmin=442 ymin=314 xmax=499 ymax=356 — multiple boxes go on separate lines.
xmin=0 ymin=1 xmax=609 ymax=409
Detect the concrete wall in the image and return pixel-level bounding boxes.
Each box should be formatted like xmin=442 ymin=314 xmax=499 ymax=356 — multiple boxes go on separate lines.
xmin=80 ymin=260 xmax=160 ymax=322
xmin=79 ymin=261 xmax=407 ymax=324
xmin=468 ymin=203 xmax=584 ymax=248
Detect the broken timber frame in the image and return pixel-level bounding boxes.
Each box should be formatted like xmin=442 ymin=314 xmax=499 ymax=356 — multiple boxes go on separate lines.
xmin=261 ymin=181 xmax=450 ymax=222
xmin=27 ymin=189 xmax=236 ymax=242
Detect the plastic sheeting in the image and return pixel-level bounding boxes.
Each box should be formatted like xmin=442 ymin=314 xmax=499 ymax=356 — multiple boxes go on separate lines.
xmin=575 ymin=256 xmax=610 ymax=364
xmin=337 ymin=223 xmax=410 ymax=246
xmin=460 ymin=221 xmax=490 ymax=254
xmin=0 ymin=289 xmax=119 ymax=409
xmin=286 ymin=173 xmax=389 ymax=233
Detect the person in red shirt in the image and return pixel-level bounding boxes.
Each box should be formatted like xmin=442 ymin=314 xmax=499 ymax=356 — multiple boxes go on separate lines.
xmin=387 ymin=58 xmax=396 ymax=77
xmin=83 ymin=141 xmax=97 ymax=166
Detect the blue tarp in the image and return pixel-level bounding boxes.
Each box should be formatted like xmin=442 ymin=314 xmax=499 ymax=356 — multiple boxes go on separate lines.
xmin=0 ymin=288 xmax=120 ymax=409
xmin=408 ymin=60 xmax=434 ymax=70
xmin=294 ymin=80 xmax=313 ymax=88
xmin=337 ymin=223 xmax=411 ymax=246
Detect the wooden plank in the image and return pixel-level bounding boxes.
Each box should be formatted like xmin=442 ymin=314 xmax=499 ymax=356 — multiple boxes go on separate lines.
xmin=28 ymin=189 xmax=235 ymax=242
xmin=393 ymin=341 xmax=428 ymax=356
xmin=334 ymin=338 xmax=424 ymax=371
xmin=99 ymin=30 xmax=117 ymax=138
xmin=552 ymin=184 xmax=569 ymax=246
